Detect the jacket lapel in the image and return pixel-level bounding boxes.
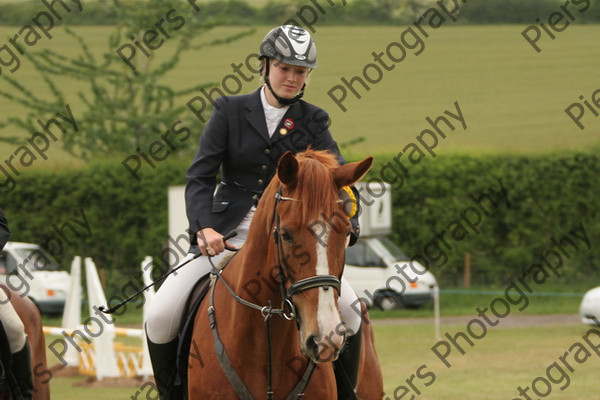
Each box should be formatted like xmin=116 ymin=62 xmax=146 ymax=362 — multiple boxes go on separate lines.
xmin=245 ymin=89 xmax=270 ymax=145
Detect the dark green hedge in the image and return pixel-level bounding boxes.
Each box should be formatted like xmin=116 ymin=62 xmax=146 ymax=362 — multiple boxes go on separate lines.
xmin=365 ymin=152 xmax=600 ymax=285
xmin=2 ymin=152 xmax=598 ymax=293
xmin=2 ymin=158 xmax=189 ymax=294
xmin=0 ymin=0 xmax=599 ymax=26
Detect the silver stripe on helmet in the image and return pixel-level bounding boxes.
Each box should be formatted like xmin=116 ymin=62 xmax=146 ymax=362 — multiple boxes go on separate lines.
xmin=281 ymin=25 xmax=311 ymax=60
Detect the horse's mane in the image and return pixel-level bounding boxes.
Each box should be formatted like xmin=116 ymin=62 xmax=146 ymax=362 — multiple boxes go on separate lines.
xmin=268 ymin=149 xmax=341 ymax=227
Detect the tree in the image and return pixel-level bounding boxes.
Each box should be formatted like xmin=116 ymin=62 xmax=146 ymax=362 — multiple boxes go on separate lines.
xmin=0 ymin=0 xmax=253 ymax=160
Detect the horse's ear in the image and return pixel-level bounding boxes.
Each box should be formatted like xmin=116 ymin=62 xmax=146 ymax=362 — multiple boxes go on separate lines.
xmin=277 ymin=151 xmax=299 ymax=187
xmin=332 ymin=156 xmax=373 ymax=189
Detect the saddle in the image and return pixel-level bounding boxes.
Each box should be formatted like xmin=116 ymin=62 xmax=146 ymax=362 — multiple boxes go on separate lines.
xmin=173 ymin=252 xmax=236 ymax=394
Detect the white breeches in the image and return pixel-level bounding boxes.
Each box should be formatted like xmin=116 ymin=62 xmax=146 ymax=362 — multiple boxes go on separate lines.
xmin=146 ymin=228 xmax=248 ymax=343
xmin=145 ymin=228 xmax=362 ymax=344
xmin=0 ymin=289 xmax=27 ymax=353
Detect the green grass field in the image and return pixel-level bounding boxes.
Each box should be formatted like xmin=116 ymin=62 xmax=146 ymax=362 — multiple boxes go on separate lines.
xmin=1 ymin=25 xmax=599 ymax=166
xmin=378 ymin=322 xmax=600 ymax=400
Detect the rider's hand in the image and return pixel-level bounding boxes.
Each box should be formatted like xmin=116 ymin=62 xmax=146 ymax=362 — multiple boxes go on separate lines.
xmin=196 ymin=228 xmax=234 ymax=256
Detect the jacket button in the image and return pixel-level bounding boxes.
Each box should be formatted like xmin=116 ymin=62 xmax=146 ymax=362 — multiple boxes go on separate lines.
xmin=258 ymin=179 xmax=264 ymax=185
xmin=261 ymin=165 xmax=267 ymax=171
xmin=264 ymin=148 xmax=271 ymax=155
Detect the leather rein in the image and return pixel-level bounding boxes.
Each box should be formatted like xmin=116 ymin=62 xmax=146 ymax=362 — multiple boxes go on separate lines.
xmin=206 ymin=186 xmax=342 ymax=400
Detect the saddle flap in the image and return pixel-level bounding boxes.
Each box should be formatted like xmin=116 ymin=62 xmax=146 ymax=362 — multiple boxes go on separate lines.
xmin=174 ymin=274 xmax=212 ymax=389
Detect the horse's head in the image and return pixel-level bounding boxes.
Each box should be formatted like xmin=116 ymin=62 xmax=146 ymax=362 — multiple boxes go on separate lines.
xmin=267 ymin=149 xmax=373 ymax=363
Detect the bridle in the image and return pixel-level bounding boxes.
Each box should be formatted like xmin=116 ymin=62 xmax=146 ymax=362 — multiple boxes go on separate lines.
xmin=206 ymin=185 xmax=344 ymax=400
xmin=271 ymin=187 xmax=342 ymax=309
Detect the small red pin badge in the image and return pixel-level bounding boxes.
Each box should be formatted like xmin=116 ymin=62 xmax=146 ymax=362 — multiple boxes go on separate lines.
xmin=283 ymin=118 xmax=294 ymax=130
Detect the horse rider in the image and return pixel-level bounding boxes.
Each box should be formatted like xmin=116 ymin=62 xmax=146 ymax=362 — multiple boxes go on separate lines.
xmin=146 ymin=25 xmax=364 ymax=399
xmin=0 ymin=209 xmax=34 ymax=400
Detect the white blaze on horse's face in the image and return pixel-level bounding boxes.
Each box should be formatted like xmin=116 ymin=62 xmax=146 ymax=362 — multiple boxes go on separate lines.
xmin=308 ymin=221 xmax=345 ymax=362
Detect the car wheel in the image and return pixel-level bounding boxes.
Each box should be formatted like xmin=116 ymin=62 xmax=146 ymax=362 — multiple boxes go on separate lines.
xmin=374 ymin=291 xmax=405 ymax=311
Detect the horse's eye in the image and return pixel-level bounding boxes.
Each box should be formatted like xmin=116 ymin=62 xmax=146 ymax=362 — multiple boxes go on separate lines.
xmin=281 ymin=229 xmax=294 ymax=243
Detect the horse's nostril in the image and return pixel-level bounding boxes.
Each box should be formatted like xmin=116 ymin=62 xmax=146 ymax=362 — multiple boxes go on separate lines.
xmin=304 ymin=333 xmax=344 ymax=363
xmin=306 ymin=335 xmax=319 ymax=354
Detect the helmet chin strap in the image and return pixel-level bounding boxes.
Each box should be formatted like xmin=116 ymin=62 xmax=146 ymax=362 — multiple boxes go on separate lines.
xmin=264 ymin=61 xmax=305 ymax=107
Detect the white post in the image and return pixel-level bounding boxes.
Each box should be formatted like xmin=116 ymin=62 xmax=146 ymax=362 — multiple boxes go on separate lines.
xmin=433 ymin=285 xmax=440 ymax=341
xmin=140 ymin=256 xmax=155 ymax=377
xmin=60 ymin=256 xmax=82 ymax=367
xmin=85 ymin=257 xmax=120 ymax=380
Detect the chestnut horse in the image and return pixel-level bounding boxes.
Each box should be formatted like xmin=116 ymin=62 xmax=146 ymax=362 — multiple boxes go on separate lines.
xmin=188 ymin=150 xmax=383 ymax=399
xmin=0 ymin=285 xmax=51 ymax=400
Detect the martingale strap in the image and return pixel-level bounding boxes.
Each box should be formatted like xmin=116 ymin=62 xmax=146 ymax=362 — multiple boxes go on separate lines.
xmin=208 ymin=267 xmax=253 ymax=400
xmin=285 ymin=361 xmax=316 ymax=400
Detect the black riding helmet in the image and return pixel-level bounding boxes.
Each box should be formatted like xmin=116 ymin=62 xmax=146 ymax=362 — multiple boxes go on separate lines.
xmin=259 ymin=25 xmax=317 ymax=106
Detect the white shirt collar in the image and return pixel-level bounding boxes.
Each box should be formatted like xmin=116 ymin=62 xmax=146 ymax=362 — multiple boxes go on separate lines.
xmin=260 ymin=86 xmax=289 ymax=137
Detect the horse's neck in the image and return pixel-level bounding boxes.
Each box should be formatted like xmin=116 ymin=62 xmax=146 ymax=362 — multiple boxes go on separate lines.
xmin=227 ymin=220 xmax=281 ymax=305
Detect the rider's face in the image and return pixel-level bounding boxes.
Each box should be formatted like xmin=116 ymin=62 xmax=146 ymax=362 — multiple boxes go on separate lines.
xmin=265 ymin=60 xmax=309 ymax=106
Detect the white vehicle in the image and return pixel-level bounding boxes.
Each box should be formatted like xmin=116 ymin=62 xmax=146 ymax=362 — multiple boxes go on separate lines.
xmin=344 ymin=237 xmax=437 ymax=310
xmin=579 ymin=286 xmax=600 ymax=325
xmin=0 ymin=242 xmax=70 ymax=315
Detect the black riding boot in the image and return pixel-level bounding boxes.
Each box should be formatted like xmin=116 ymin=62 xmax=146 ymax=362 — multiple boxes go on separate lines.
xmin=334 ymin=326 xmax=362 ymax=400
xmin=11 ymin=340 xmax=34 ymax=400
xmin=147 ymin=335 xmax=184 ymax=400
